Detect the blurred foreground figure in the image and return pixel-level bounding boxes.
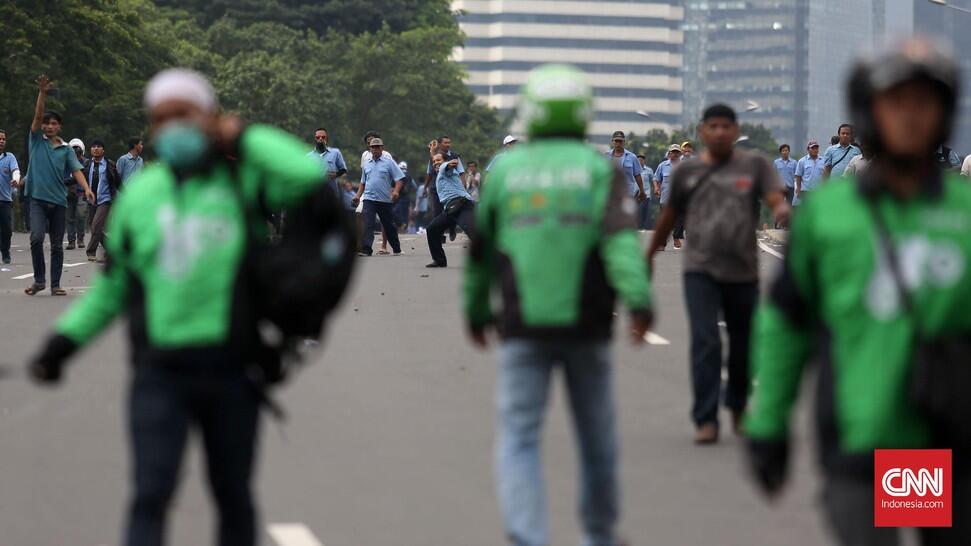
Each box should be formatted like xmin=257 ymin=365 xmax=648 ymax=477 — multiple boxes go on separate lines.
xmin=745 ymin=39 xmax=971 ymax=545
xmin=464 ymin=64 xmax=653 ymax=546
xmin=28 ymin=68 xmax=354 ymax=546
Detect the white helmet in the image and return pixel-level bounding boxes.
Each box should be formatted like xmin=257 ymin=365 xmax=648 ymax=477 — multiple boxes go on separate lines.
xmin=398 ymin=161 xmax=408 ymax=172
xmin=68 ymin=138 xmax=85 ymax=154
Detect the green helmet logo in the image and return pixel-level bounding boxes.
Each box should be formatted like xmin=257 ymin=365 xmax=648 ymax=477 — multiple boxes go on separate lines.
xmin=519 ymin=64 xmax=593 ymax=138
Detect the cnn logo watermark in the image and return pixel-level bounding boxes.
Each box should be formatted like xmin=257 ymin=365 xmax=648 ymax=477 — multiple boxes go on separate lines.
xmin=874 ymin=449 xmax=951 ymax=527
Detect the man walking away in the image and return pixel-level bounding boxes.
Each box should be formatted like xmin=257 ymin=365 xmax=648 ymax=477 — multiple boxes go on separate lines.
xmin=465 ymin=64 xmax=653 ymax=546
xmin=653 ymin=144 xmax=683 ymax=249
xmin=648 ymin=104 xmax=789 ymax=444
xmin=822 ymin=124 xmax=861 ymax=179
xmin=84 ymin=139 xmax=121 ymax=262
xmin=24 ymin=75 xmax=95 ymax=296
xmin=353 ymin=138 xmax=404 ymax=256
xmin=425 ymin=153 xmax=474 ymax=268
xmin=116 ymin=137 xmax=144 ymax=186
xmin=745 ymin=39 xmax=971 ymax=545
xmin=0 ymin=129 xmax=22 ymax=264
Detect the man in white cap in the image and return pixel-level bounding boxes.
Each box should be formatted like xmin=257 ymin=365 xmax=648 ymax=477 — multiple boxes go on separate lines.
xmin=486 ymin=134 xmax=519 ymax=172
xmin=28 ymin=67 xmax=355 ymax=546
xmin=65 ymin=138 xmax=89 ymax=250
xmin=354 ymin=136 xmax=405 ymax=256
xmin=652 ymin=143 xmax=684 ymax=249
xmin=24 ymin=75 xmax=95 ymax=296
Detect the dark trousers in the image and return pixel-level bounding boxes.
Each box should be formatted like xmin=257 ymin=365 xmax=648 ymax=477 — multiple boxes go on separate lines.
xmin=29 ymin=199 xmax=66 ymax=287
xmin=87 ymin=202 xmax=111 ymax=257
xmin=21 ymin=194 xmax=30 ymax=231
xmin=425 ymin=199 xmax=475 ymax=266
xmin=0 ymin=201 xmax=12 ymax=260
xmin=637 ymin=199 xmax=654 ymax=230
xmin=823 ymin=470 xmax=971 ymax=546
xmin=125 ymin=364 xmax=261 ymax=546
xmin=66 ymin=191 xmax=87 ymax=244
xmin=360 ymin=200 xmax=401 ymax=255
xmin=660 ymin=203 xmax=684 ymax=244
xmin=429 ymin=185 xmax=455 ymax=238
xmin=683 ymin=272 xmax=758 ymax=427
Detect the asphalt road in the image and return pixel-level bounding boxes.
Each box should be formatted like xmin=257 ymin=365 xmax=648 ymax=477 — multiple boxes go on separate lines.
xmin=0 ymin=231 xmax=834 ymax=546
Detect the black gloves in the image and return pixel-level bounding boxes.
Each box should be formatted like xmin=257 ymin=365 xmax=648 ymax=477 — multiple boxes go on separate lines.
xmin=746 ymin=436 xmax=790 ymax=497
xmin=28 ymin=334 xmax=78 ymax=385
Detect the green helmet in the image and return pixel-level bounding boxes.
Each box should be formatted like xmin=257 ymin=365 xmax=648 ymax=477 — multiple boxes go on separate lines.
xmin=519 ymin=64 xmax=593 ymax=138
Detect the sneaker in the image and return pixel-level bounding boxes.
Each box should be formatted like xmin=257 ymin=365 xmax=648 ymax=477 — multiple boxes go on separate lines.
xmin=65 ymin=242 xmax=75 ymax=250
xmin=694 ymin=423 xmax=719 ymax=445
xmin=78 ymin=239 xmax=85 ymax=247
xmin=87 ymin=255 xmax=97 ymax=262
xmin=425 ymin=262 xmax=446 ymax=268
xmin=673 ymin=239 xmax=683 ymax=249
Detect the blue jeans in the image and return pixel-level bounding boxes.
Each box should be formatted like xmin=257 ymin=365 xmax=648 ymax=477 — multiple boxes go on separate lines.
xmin=29 ymin=199 xmax=66 ymax=287
xmin=683 ymin=272 xmax=758 ymax=427
xmin=496 ymin=339 xmax=620 ymax=546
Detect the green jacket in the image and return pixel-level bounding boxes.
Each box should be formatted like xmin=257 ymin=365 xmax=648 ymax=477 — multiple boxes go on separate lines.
xmin=463 ymin=138 xmax=652 ymax=339
xmin=746 ymin=173 xmax=971 ymax=468
xmin=56 ymin=125 xmax=323 ymax=361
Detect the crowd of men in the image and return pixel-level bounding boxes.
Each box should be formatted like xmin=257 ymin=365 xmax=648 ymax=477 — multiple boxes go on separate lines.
xmin=7 ymin=36 xmax=971 ymax=546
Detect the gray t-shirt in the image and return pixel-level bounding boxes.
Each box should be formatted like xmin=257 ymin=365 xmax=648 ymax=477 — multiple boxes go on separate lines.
xmin=669 ymin=150 xmax=782 ymax=282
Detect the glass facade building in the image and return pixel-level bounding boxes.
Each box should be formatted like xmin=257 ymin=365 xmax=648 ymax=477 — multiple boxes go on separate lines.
xmin=452 ymin=0 xmax=684 ymax=144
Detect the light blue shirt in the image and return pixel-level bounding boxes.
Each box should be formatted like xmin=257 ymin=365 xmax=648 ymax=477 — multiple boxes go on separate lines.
xmin=307 ymin=147 xmax=347 ymax=178
xmin=90 ymin=160 xmax=111 ymax=205
xmin=795 ymin=154 xmax=826 ymax=193
xmin=436 ymin=162 xmax=472 ymax=205
xmin=361 ymin=155 xmax=405 ymax=203
xmin=0 ymin=152 xmax=20 ymax=202
xmin=640 ymin=164 xmax=654 ymax=200
xmin=773 ymin=157 xmax=796 ymax=188
xmin=822 ymin=144 xmax=861 ymax=177
xmin=605 ymin=148 xmax=643 ymax=197
xmin=116 ymin=153 xmax=144 ymax=185
xmin=653 ymin=159 xmax=679 ymax=205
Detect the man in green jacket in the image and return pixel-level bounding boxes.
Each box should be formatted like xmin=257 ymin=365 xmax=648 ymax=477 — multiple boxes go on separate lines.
xmin=745 ymin=40 xmax=971 ymax=545
xmin=464 ymin=64 xmax=653 ymax=546
xmin=28 ymin=68 xmax=345 ymax=546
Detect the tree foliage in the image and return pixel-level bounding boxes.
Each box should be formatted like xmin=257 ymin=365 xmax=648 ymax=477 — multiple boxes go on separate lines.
xmin=0 ymin=0 xmax=503 ymax=174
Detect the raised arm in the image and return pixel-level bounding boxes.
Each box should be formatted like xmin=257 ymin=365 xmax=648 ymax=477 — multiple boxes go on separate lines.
xmin=31 ymin=76 xmax=55 ymax=133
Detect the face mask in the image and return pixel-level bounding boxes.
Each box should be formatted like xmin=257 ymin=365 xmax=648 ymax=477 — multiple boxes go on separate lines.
xmin=315 ymin=142 xmax=327 ymax=153
xmin=154 ymin=122 xmax=210 ymax=170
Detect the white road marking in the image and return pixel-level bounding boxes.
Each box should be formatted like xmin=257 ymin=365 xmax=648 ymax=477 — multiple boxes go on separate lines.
xmin=11 ymin=263 xmax=86 ymax=279
xmin=644 ymin=331 xmax=671 ymax=345
xmin=757 ymin=240 xmax=783 ymax=260
xmin=268 ymin=523 xmax=324 ymax=546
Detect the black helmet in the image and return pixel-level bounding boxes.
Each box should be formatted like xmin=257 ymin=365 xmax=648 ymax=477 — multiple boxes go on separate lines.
xmin=848 ymin=38 xmax=959 ymax=156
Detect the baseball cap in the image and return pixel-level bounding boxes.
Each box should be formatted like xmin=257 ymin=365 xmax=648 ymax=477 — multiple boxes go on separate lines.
xmin=612 ymin=131 xmax=625 ymax=140
xmin=807 ymin=139 xmax=819 ymax=148
xmin=668 ymin=144 xmax=683 ymax=153
xmin=369 ymin=138 xmax=384 ymax=147
xmin=68 ymin=138 xmax=85 ymax=153
xmin=502 ymin=134 xmax=518 ymax=146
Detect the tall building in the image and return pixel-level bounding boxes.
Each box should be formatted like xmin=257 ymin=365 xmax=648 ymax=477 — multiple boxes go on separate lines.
xmin=452 ymin=0 xmax=684 ymax=144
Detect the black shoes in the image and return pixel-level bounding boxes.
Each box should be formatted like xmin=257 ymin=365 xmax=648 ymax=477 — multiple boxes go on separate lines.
xmin=425 ymin=262 xmax=447 ymax=268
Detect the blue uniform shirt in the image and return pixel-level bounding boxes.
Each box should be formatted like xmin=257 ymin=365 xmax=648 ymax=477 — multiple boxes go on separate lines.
xmin=90 ymin=160 xmax=111 ymax=205
xmin=605 ymin=148 xmax=642 ymax=197
xmin=307 ymin=147 xmax=347 ymax=178
xmin=653 ymin=159 xmax=678 ymax=205
xmin=773 ymin=157 xmax=796 ymax=188
xmin=822 ymin=144 xmax=861 ymax=177
xmin=436 ymin=161 xmax=472 ymax=205
xmin=26 ymin=130 xmax=82 ymax=206
xmin=0 ymin=152 xmax=21 ymax=202
xmin=795 ymin=154 xmax=826 ymax=193
xmin=116 ymin=153 xmax=144 ymax=185
xmin=361 ymin=155 xmax=405 ymax=203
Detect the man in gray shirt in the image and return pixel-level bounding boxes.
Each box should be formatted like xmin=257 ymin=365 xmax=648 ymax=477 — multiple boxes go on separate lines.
xmin=648 ymin=104 xmax=790 ymax=444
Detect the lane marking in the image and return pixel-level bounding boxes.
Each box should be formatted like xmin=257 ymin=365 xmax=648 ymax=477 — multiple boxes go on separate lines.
xmin=757 ymin=240 xmax=783 ymax=260
xmin=11 ymin=263 xmax=87 ymax=279
xmin=268 ymin=524 xmax=324 ymax=546
xmin=644 ymin=331 xmax=671 ymax=345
